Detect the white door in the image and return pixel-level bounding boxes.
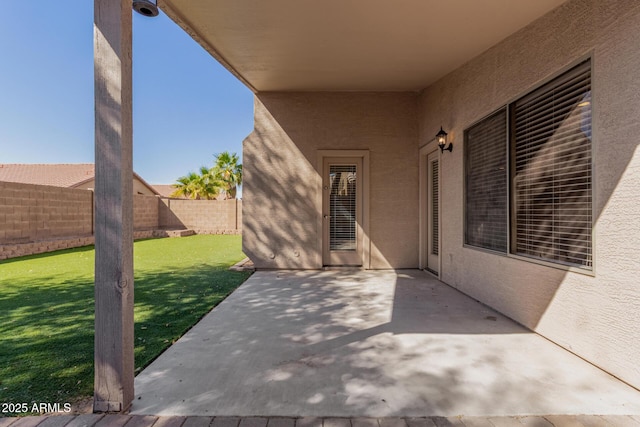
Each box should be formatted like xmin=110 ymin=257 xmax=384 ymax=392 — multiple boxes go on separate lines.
xmin=426 ymin=150 xmax=440 ymax=274
xmin=322 ymin=157 xmax=363 ymax=266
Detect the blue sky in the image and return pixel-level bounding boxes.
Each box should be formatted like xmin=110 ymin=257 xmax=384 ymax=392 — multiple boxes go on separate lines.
xmin=0 ymin=1 xmax=254 ymax=184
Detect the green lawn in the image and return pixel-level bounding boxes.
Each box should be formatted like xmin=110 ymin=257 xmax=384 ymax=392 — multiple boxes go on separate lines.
xmin=0 ymin=235 xmax=252 ymax=415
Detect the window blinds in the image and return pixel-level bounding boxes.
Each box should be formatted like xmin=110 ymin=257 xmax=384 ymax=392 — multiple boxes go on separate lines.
xmin=431 ymin=159 xmax=439 ymax=256
xmin=465 ymin=108 xmax=508 ymax=252
xmin=511 ymin=59 xmax=592 ymax=268
xmin=329 ymin=165 xmax=357 ymax=251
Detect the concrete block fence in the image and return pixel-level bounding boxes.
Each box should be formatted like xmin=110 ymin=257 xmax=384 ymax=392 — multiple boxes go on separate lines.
xmin=0 ymin=181 xmax=241 ymax=260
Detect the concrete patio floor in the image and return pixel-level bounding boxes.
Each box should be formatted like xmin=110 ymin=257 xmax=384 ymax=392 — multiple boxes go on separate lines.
xmin=131 ymin=270 xmax=640 ymax=417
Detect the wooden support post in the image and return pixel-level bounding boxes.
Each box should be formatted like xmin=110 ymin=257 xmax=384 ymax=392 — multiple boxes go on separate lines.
xmin=93 ymin=0 xmax=134 ymax=413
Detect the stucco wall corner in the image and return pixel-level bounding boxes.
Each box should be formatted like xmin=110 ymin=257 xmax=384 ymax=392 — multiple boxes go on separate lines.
xmin=242 ymin=97 xmax=322 ymax=269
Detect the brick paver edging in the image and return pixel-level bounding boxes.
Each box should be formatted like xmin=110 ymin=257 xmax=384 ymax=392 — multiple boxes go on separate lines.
xmin=1 ymin=415 xmax=639 ymax=427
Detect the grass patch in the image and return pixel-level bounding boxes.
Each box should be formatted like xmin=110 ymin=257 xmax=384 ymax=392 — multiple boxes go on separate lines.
xmin=0 ymin=235 xmax=252 ymax=415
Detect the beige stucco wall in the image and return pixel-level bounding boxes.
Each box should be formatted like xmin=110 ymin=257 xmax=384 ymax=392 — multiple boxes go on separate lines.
xmin=243 ymin=92 xmax=419 ymax=269
xmin=419 ymin=0 xmax=640 ymax=389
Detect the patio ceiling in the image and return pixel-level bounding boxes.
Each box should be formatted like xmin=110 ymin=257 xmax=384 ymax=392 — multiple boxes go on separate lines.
xmin=159 ymin=0 xmax=568 ymax=92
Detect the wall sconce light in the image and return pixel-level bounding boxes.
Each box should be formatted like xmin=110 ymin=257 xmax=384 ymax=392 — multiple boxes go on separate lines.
xmin=436 ymin=127 xmax=453 ymax=153
xmin=133 ymin=0 xmax=159 ymax=17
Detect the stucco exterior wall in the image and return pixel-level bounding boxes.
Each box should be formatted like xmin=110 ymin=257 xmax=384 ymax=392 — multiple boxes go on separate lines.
xmin=243 ymin=92 xmax=419 ymax=269
xmin=418 ymin=0 xmax=640 ymax=389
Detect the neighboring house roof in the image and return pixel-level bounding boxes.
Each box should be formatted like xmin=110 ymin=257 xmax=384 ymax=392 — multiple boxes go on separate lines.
xmin=0 ymin=163 xmax=95 ymax=188
xmin=152 ymin=184 xmax=179 ymax=198
xmin=0 ymin=163 xmax=160 ymax=195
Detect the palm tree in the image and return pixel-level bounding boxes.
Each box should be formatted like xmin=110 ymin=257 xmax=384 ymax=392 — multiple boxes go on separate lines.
xmin=212 ymin=151 xmax=242 ymax=199
xmin=197 ymin=165 xmax=224 ymax=199
xmin=171 ymin=167 xmax=223 ymax=200
xmin=171 ymin=172 xmax=200 ymax=199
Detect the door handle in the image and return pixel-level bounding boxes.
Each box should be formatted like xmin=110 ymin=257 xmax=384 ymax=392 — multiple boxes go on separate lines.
xmin=323 ymin=215 xmax=329 ymax=219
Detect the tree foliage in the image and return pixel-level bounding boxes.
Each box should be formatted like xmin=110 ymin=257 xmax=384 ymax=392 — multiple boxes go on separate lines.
xmin=213 ymin=151 xmax=243 ymax=199
xmin=170 ymin=151 xmax=242 ymax=200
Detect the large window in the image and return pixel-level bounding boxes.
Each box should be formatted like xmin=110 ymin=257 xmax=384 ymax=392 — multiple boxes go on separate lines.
xmin=464 ymin=59 xmax=592 ymax=270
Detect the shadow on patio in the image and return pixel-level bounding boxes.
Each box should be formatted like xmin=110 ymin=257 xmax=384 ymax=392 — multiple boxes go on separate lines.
xmin=131 ymin=270 xmax=640 ymax=417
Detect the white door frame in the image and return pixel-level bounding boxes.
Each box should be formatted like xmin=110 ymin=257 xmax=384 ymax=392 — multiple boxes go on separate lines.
xmin=419 ymin=142 xmax=441 ymax=276
xmin=317 ymin=150 xmax=370 ymax=268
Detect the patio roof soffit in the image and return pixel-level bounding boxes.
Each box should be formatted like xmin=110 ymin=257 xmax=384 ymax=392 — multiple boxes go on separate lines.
xmin=159 ymin=0 xmax=568 ymax=93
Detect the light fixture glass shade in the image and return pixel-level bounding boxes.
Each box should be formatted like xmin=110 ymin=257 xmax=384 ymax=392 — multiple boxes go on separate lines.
xmin=436 ymin=126 xmax=453 ymax=152
xmin=436 ymin=127 xmax=448 ymax=145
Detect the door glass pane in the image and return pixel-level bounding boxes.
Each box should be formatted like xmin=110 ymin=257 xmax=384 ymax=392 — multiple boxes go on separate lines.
xmin=431 ymin=159 xmax=439 ymax=256
xmin=329 ymin=165 xmax=357 ymax=251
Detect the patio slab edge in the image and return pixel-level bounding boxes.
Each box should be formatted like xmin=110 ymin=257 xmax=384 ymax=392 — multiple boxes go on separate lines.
xmin=1 ymin=414 xmax=640 ymax=427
